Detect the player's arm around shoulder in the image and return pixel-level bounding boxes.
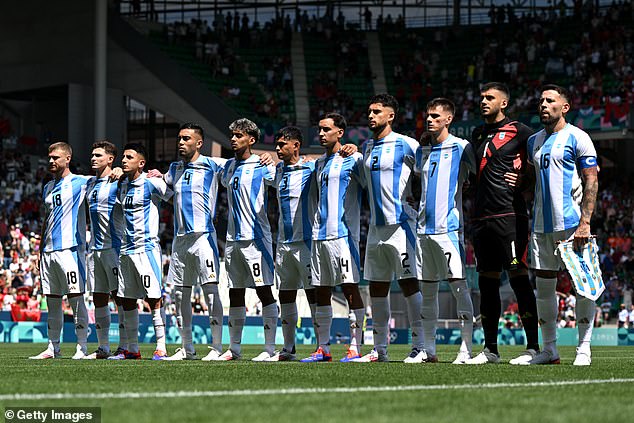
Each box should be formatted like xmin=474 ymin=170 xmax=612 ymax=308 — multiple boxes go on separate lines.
xmin=148 ymin=175 xmax=173 ymax=202
xmin=262 ymin=158 xmax=277 ymax=186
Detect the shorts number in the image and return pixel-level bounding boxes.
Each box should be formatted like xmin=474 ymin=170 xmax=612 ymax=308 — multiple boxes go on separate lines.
xmin=66 ymin=271 xmax=77 ymax=285
xmin=143 ymin=275 xmax=151 ymax=289
xmin=444 ymin=252 xmax=452 ymax=268
xmin=206 ymin=259 xmax=215 ymax=272
xmin=252 ymin=263 xmax=261 ymax=277
xmin=540 ymin=153 xmax=550 ymax=169
xmin=401 ymin=252 xmax=410 ymax=269
xmin=430 ymin=161 xmax=438 ymax=177
xmin=232 ymin=177 xmax=239 ymax=190
xmin=371 ymin=156 xmax=379 ymax=171
xmin=112 ymin=267 xmax=119 ymax=277
xmin=340 ymin=258 xmax=349 ymax=273
xmin=53 ymin=194 xmax=62 ymax=207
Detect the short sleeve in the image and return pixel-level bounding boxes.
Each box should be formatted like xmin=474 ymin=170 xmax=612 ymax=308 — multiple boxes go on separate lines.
xmin=575 ymin=131 xmax=597 ymax=161
xmin=164 ymin=163 xmax=176 ymax=186
xmin=462 ymin=142 xmax=477 ymax=175
xmin=263 ymin=163 xmax=276 ymax=186
xmin=403 ymin=137 xmax=419 ymax=167
xmin=351 ymin=152 xmax=366 ymax=187
xmin=148 ymin=177 xmax=173 ymax=201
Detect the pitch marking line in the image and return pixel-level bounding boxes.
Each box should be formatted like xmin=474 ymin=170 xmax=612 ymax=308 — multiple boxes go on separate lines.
xmin=1 ymin=378 xmax=633 ymax=401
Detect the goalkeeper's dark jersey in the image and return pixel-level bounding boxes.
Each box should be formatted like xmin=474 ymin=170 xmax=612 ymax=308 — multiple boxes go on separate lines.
xmin=470 ymin=117 xmax=534 ymax=220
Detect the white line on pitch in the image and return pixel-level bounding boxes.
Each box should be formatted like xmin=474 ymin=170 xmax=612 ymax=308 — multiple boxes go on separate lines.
xmin=1 ymin=378 xmax=633 ymax=401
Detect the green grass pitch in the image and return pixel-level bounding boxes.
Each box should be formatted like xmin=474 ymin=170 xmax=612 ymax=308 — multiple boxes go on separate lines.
xmin=1 ymin=343 xmax=633 ymax=423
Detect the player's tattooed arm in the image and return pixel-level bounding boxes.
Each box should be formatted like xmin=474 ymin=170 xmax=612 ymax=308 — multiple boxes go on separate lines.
xmin=574 ymin=166 xmax=598 ymax=251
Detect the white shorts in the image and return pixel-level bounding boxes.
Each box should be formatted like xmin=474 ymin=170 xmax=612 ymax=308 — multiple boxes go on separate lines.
xmin=363 ymin=221 xmax=417 ymax=282
xmin=225 ymin=238 xmax=274 ymax=289
xmin=167 ymin=232 xmax=220 ymax=287
xmin=530 ymin=228 xmax=576 ymax=271
xmin=415 ymin=231 xmax=465 ymax=281
xmin=87 ymin=248 xmax=120 ymax=294
xmin=311 ymin=236 xmax=360 ymax=287
xmin=118 ymin=247 xmax=163 ymax=299
xmin=275 ymin=241 xmax=313 ymax=291
xmin=40 ymin=247 xmax=86 ymax=296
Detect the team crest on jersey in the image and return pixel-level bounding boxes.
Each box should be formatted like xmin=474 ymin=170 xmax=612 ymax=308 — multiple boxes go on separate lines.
xmin=245 ymin=169 xmax=251 ymax=174
xmin=386 ymin=147 xmax=392 ymax=153
xmin=444 ymin=153 xmax=449 ymax=159
xmin=499 ymin=132 xmax=506 ymax=140
xmin=334 ymin=164 xmax=340 ymax=169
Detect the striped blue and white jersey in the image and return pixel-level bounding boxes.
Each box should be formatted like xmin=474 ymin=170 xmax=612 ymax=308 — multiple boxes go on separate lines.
xmin=527 ymin=123 xmax=597 ymax=233
xmin=221 ymin=154 xmax=276 ymax=241
xmin=313 ymin=152 xmax=364 ymax=241
xmin=165 ymin=155 xmax=227 ymax=236
xmin=415 ymin=135 xmax=475 ymax=235
xmin=118 ymin=174 xmax=173 ymax=255
xmin=41 ymin=174 xmax=91 ymax=252
xmin=86 ymin=176 xmax=123 ymax=251
xmin=362 ymin=131 xmax=418 ymax=226
xmin=273 ymin=158 xmax=315 ymax=244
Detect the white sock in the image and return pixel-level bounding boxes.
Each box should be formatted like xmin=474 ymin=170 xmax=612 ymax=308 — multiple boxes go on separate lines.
xmin=405 ymin=291 xmax=424 ymax=349
xmin=228 ymin=306 xmax=246 ymax=355
xmin=421 ymin=282 xmax=439 ymax=356
xmin=349 ymin=308 xmax=365 ymax=353
xmin=174 ymin=286 xmax=193 ymax=352
xmin=280 ymin=302 xmax=298 ymax=352
xmin=262 ymin=303 xmax=278 ymax=355
xmin=202 ymin=283 xmax=223 ymax=352
xmin=117 ymin=306 xmax=128 ymax=351
xmin=315 ymin=305 xmax=333 ymax=354
xmin=152 ymin=307 xmax=166 ymax=353
xmin=46 ymin=297 xmax=63 ymax=353
xmin=94 ymin=305 xmax=111 ymax=352
xmin=371 ymin=296 xmax=390 ymax=355
xmin=69 ymin=296 xmax=88 ymax=350
xmin=575 ymin=296 xmax=596 ymax=355
xmin=536 ymin=276 xmax=558 ymax=354
xmin=450 ymin=279 xmax=473 ymax=355
xmin=124 ymin=309 xmax=139 ymax=353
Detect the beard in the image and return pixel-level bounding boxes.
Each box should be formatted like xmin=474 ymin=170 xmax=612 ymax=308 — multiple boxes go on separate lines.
xmin=540 ymin=114 xmax=559 ymax=126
